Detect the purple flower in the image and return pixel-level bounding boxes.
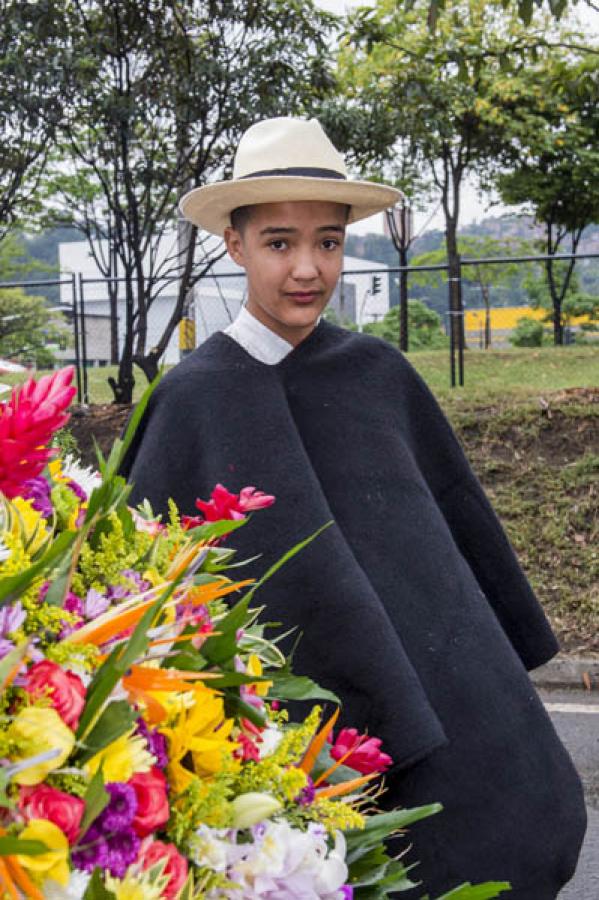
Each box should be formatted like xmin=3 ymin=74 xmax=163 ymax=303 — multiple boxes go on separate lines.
xmin=84 ymin=588 xmax=110 ymax=619
xmin=106 ymin=829 xmax=140 ymax=877
xmin=106 ymin=584 xmax=129 ymax=601
xmin=72 ymin=826 xmax=109 ymax=872
xmin=66 ymin=478 xmax=87 ymax=503
xmin=120 ymin=569 xmax=151 ymax=592
xmin=341 ymin=888 xmax=354 ymax=899
xmin=0 ymin=639 xmax=15 ymax=660
xmin=63 ymin=592 xmax=84 ymax=617
xmin=21 ymin=477 xmax=52 ymax=518
xmin=135 ymin=718 xmax=168 ymax=769
xmin=296 ymin=775 xmax=315 ymax=806
xmin=98 ymin=782 xmax=137 ymax=833
xmin=0 ymin=601 xmax=26 ymax=637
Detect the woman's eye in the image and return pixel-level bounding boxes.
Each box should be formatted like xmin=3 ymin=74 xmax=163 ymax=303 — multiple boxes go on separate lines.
xmin=322 ymin=239 xmax=340 ymax=250
xmin=268 ymin=240 xmax=287 ymax=251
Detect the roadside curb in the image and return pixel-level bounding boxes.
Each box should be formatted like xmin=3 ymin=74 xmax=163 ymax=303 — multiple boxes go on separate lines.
xmin=531 ymin=655 xmax=599 ymax=691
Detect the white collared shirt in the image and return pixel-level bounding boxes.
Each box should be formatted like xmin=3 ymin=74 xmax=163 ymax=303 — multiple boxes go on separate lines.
xmin=223 ymin=305 xmax=294 ymax=365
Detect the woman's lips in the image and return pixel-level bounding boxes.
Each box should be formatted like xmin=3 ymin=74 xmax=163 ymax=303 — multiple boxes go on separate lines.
xmin=287 ymin=292 xmax=321 ymax=304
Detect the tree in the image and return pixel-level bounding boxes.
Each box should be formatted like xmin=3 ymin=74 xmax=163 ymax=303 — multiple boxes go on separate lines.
xmin=416 ymin=0 xmax=591 ymax=30
xmin=335 ymin=0 xmax=580 ymax=361
xmin=496 ymin=54 xmax=599 ymax=344
xmin=45 ymin=0 xmax=336 ymax=402
xmin=409 ymin=236 xmax=527 ymax=348
xmin=0 ymin=290 xmax=70 ymax=367
xmin=523 ymin=265 xmax=599 ymax=339
xmin=364 ymin=299 xmax=448 ymax=350
xmin=509 ymin=316 xmax=545 ymax=346
xmin=0 ymin=234 xmax=68 ymax=367
xmin=0 ymin=1 xmax=64 ymax=242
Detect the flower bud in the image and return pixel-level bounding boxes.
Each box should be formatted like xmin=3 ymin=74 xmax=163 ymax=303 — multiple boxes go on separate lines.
xmin=230 ymin=792 xmax=282 ymax=829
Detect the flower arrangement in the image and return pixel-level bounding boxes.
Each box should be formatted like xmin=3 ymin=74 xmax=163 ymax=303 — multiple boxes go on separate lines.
xmin=0 ymin=368 xmax=510 ymax=900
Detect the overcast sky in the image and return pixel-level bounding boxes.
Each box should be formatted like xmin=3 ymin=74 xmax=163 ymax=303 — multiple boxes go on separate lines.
xmin=314 ymin=0 xmax=599 ymax=238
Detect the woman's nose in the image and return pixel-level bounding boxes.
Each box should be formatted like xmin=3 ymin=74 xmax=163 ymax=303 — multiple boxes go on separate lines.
xmin=291 ymin=249 xmax=319 ymax=281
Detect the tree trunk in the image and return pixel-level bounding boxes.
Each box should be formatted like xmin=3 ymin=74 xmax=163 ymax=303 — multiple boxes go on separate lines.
xmin=545 ymin=254 xmax=564 ymax=346
xmin=399 ymin=245 xmax=409 ymax=352
xmin=133 ymin=349 xmax=160 ymax=384
xmin=481 ymin=283 xmax=491 ymax=349
xmin=109 ymin=277 xmax=136 ymax=404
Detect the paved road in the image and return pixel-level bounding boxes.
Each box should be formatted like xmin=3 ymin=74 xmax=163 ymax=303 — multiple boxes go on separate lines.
xmin=539 ymin=688 xmax=599 ymax=900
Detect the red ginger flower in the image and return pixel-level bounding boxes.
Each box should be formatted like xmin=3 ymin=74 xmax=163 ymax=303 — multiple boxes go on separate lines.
xmin=0 ymin=366 xmax=76 ymax=498
xmin=330 ymin=728 xmax=393 ymax=775
xmin=183 ymin=483 xmax=275 ymax=529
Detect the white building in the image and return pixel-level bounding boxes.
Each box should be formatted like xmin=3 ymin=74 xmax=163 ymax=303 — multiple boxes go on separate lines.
xmin=59 ymin=231 xmax=389 ymax=365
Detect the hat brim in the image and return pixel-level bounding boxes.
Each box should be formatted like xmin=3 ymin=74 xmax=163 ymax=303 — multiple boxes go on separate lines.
xmin=179 ymin=176 xmax=404 ymax=236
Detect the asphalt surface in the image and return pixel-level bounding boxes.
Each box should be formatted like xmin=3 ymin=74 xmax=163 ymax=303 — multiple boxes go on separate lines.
xmin=539 ymin=688 xmax=599 ymax=900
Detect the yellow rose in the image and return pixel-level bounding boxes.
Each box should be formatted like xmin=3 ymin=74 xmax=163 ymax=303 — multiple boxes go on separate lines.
xmin=17 ymin=819 xmax=69 ymax=887
xmin=8 ymin=707 xmax=75 ymax=785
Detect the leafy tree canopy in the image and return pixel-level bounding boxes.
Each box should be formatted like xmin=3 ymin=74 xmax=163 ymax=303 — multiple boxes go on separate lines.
xmin=364 ymin=299 xmax=448 ymax=350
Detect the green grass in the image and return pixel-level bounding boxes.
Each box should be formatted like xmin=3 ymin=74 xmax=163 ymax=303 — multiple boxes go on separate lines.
xmin=410 ymin=344 xmax=599 ymax=405
xmin=2 ymin=344 xmax=598 ymax=405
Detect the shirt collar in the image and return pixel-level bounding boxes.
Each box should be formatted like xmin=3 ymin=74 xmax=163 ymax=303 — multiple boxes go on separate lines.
xmin=223 ymin=305 xmax=294 ymax=365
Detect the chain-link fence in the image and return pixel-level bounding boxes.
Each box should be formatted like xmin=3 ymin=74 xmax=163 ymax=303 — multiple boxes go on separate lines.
xmin=1 ymin=250 xmax=598 ymax=401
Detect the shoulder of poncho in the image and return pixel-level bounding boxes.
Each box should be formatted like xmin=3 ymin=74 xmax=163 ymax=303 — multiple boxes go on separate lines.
xmin=152 ymin=336 xmax=231 ymax=402
xmin=329 ymin=326 xmax=426 ymax=383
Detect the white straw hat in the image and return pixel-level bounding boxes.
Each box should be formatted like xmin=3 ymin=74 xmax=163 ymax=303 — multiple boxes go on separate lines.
xmin=179 ymin=117 xmax=403 ymax=236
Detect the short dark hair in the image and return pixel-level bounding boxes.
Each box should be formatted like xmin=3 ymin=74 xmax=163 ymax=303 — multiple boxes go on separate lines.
xmin=229 ymin=202 xmax=351 ymax=234
xmin=230 ymin=205 xmax=256 ymax=234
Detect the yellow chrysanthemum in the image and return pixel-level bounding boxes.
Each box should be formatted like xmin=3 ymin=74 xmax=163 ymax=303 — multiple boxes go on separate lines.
xmin=85 ymin=730 xmax=154 ymax=782
xmin=105 ymin=870 xmax=167 ymax=900
xmin=17 ymin=819 xmax=69 ymax=886
xmin=8 ymin=707 xmax=75 ymax=785
xmin=161 ymin=687 xmax=238 ymax=793
xmin=11 ymin=497 xmax=49 ymax=555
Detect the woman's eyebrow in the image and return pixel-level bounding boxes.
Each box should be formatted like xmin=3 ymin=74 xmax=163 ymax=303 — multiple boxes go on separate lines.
xmin=259 ymin=226 xmax=297 ymax=236
xmin=317 ymin=225 xmax=345 ymax=233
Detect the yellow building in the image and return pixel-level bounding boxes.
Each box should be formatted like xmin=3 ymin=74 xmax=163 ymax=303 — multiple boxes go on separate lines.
xmin=464 ymin=306 xmax=594 ymax=346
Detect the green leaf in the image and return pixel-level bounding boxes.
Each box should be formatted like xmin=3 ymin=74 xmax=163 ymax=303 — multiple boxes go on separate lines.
xmin=268 ymin=672 xmax=339 ymax=704
xmin=82 ymin=867 xmax=117 ymax=899
xmin=0 ymin=837 xmax=48 ymax=856
xmin=76 ymin=700 xmax=137 ymax=764
xmin=0 ymin=530 xmax=76 ymax=607
xmin=43 ymin=551 xmax=73 ymax=606
xmin=200 ymin=594 xmax=261 ymax=666
xmin=346 ymin=806 xmax=442 ymax=863
xmin=224 ymin=693 xmax=268 ymax=729
xmin=433 ymin=882 xmax=511 ymax=900
xmin=79 ymin=767 xmax=109 ymax=836
xmin=76 ymin=580 xmax=176 ymax=739
xmin=0 ymin=642 xmax=29 ymax=686
xmin=518 ymin=0 xmax=534 ymax=25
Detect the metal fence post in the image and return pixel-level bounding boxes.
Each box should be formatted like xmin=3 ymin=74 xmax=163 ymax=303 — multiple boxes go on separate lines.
xmin=70 ymin=273 xmax=83 ymax=403
xmin=78 ymin=273 xmax=89 ymax=404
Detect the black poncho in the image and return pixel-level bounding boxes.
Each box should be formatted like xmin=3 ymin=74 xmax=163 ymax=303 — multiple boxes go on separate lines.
xmin=122 ymin=320 xmax=586 ymax=899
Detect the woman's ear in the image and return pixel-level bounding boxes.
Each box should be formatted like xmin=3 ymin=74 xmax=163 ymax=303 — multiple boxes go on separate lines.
xmin=224 ymin=226 xmax=245 ymax=268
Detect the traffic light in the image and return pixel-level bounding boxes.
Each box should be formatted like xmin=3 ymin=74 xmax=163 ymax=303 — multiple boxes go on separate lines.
xmin=372 ymin=275 xmax=382 ymax=295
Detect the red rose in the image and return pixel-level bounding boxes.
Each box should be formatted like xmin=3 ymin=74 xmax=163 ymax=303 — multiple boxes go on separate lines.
xmin=130 ymin=767 xmax=169 ymax=838
xmin=25 ymin=660 xmax=86 ymax=731
xmin=19 ymin=784 xmax=84 ymax=844
xmin=141 ymin=840 xmax=188 ymax=899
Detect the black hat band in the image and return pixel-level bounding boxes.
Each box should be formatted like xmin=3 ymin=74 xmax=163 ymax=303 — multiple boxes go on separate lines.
xmin=240 ymin=167 xmax=346 ymax=180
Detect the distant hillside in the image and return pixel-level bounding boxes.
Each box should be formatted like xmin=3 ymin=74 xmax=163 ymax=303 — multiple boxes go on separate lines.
xmin=345 ymin=214 xmax=599 ymax=315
